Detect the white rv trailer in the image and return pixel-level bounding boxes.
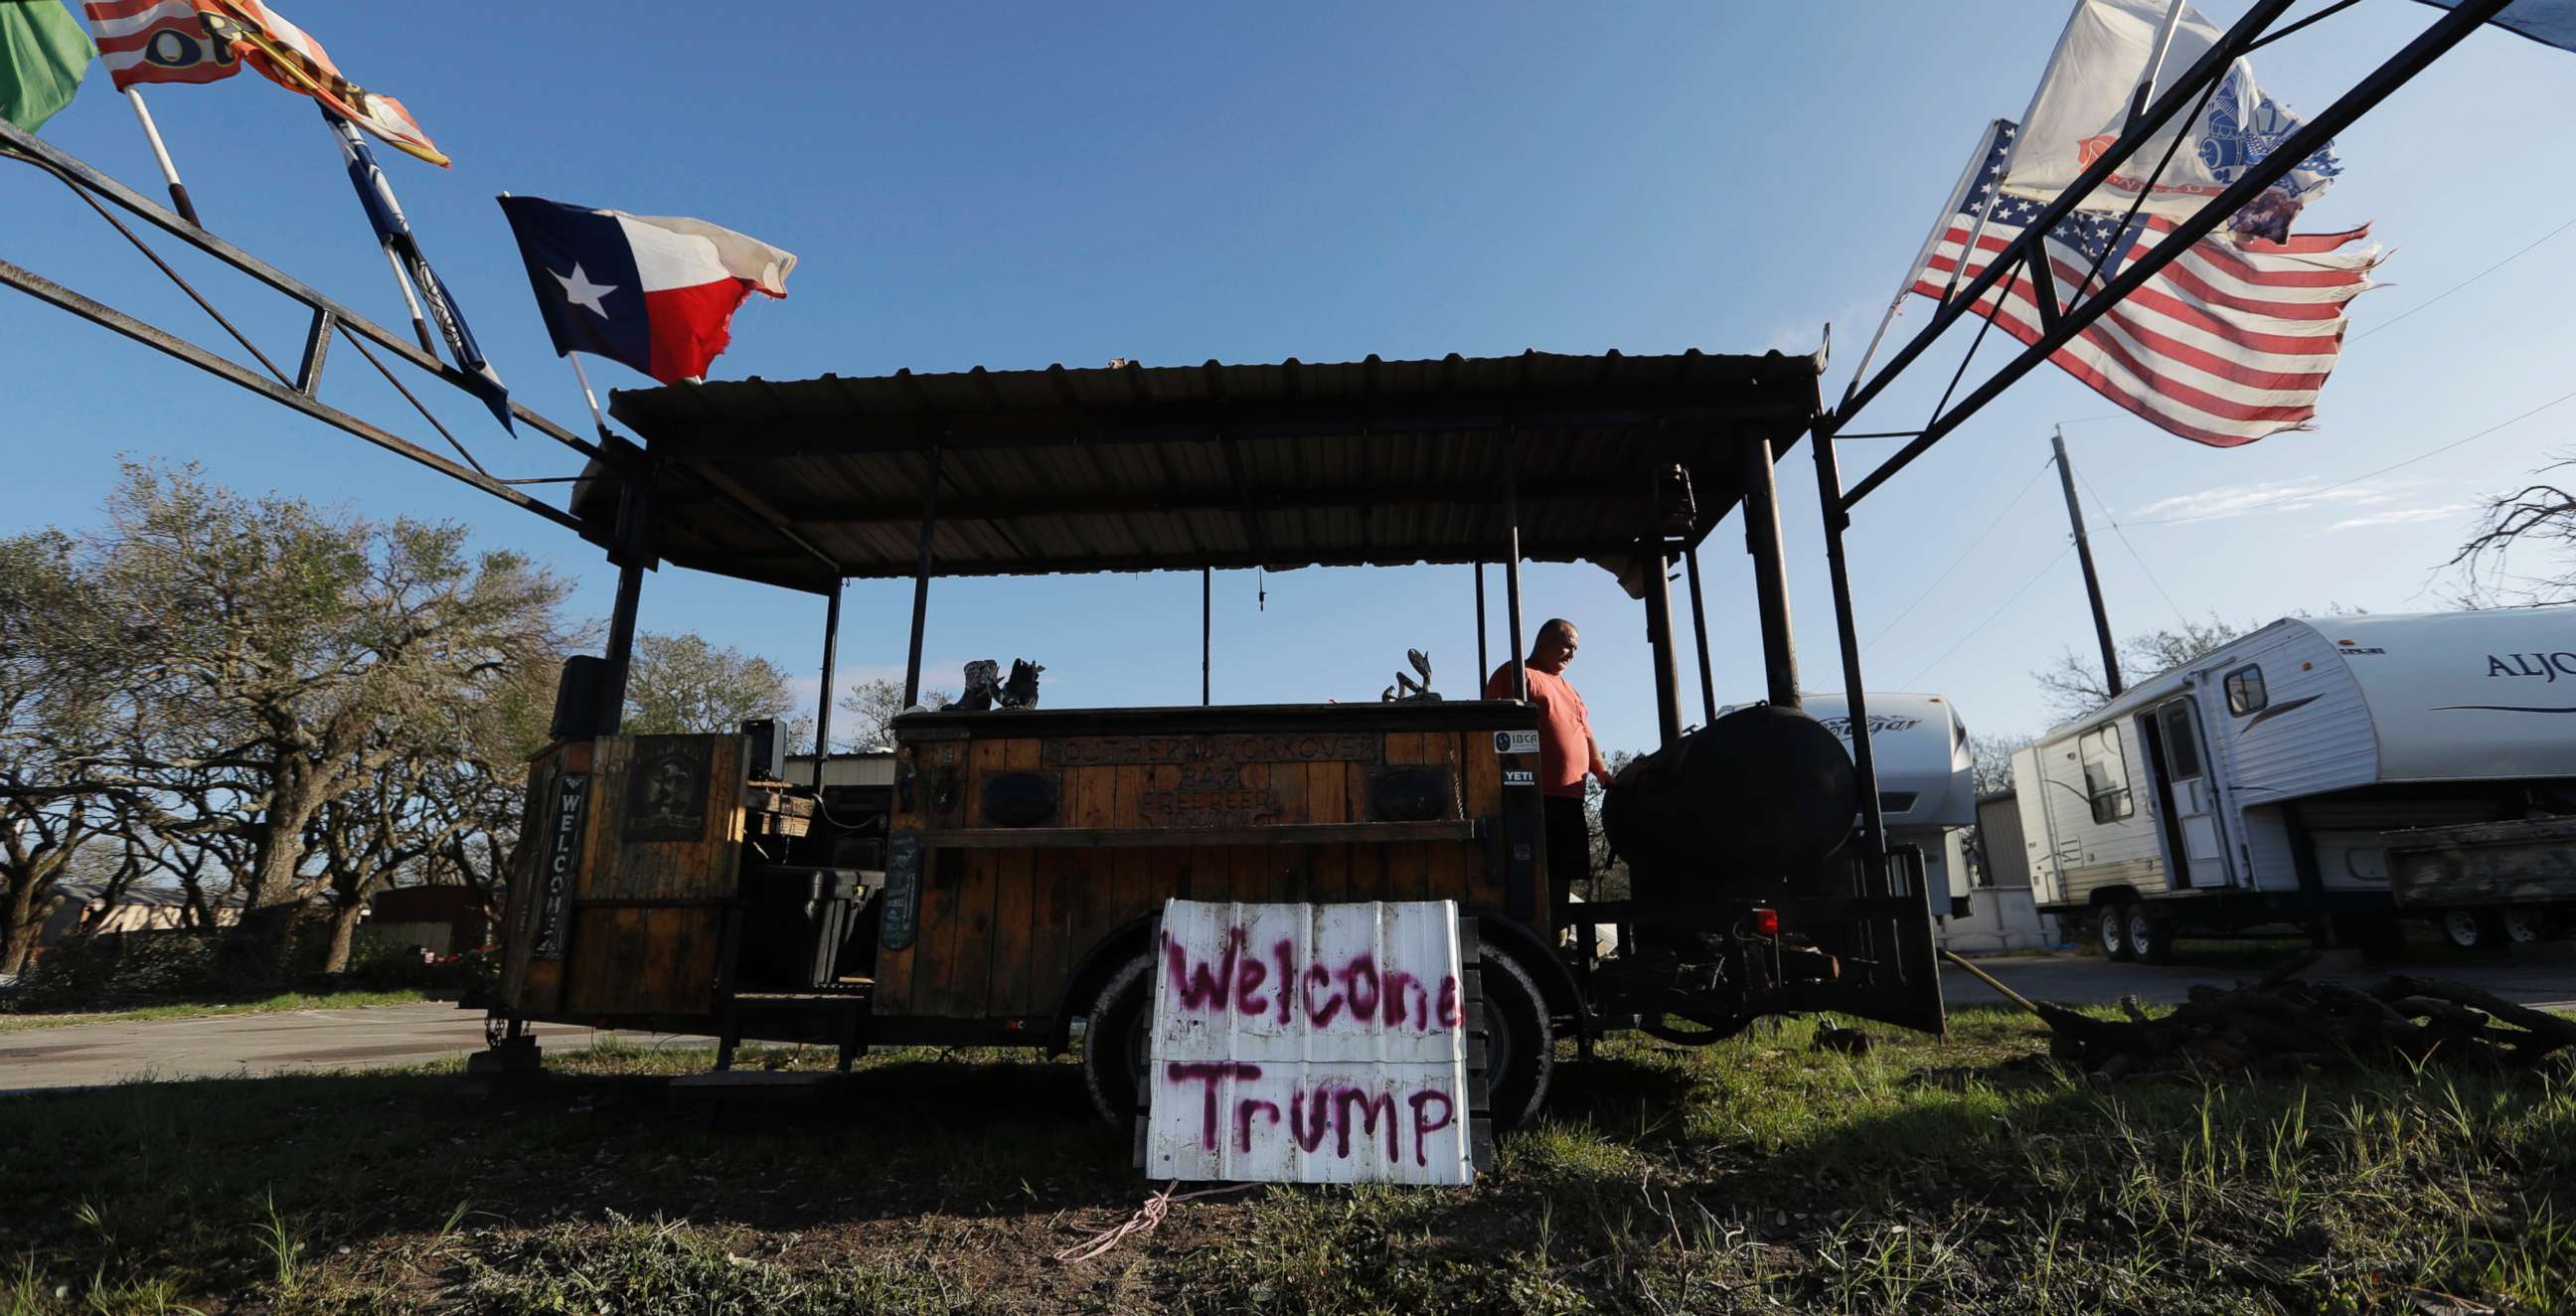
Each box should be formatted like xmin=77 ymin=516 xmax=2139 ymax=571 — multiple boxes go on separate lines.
xmin=2012 ymin=609 xmax=2576 ymax=960
xmin=1797 ymin=692 xmax=1978 ymax=915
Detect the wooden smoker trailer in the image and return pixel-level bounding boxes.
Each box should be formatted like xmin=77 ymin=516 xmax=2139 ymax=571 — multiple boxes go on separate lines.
xmin=492 ymin=349 xmax=1946 ymax=1127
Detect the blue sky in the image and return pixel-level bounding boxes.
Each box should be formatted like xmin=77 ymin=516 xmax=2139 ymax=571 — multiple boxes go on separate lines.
xmin=6 ymin=1 xmax=2572 ymax=757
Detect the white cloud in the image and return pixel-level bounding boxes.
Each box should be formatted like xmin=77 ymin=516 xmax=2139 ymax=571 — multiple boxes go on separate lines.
xmin=2127 ymin=476 xmax=2438 ymax=524
xmin=2326 ymin=502 xmax=2474 ymax=532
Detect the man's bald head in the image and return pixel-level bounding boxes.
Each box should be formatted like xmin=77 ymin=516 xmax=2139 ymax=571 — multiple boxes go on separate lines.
xmin=1531 ymin=618 xmax=1579 ymax=673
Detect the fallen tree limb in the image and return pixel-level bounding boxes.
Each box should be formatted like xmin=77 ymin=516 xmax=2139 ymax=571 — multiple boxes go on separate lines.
xmin=2021 ymin=960 xmax=2576 ymax=1082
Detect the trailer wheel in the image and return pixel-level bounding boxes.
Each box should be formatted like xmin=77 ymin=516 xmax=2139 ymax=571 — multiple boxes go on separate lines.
xmin=2501 ymin=908 xmax=2547 ymax=944
xmin=2127 ymin=908 xmax=2174 ymax=965
xmin=1078 ymin=952 xmax=1156 ymax=1129
xmin=2097 ymin=905 xmax=2134 ymax=961
xmin=2440 ymin=909 xmax=2494 ymax=951
xmin=1471 ymin=949 xmax=1554 ymax=1131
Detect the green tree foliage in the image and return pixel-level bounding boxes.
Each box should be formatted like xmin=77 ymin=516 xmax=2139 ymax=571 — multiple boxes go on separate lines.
xmin=620 ymin=633 xmax=798 ymax=737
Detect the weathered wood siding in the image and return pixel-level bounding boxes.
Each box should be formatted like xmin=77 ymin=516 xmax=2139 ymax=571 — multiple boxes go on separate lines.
xmin=504 ymin=734 xmax=743 ymax=1020
xmin=877 ymin=721 xmax=1525 ymax=1023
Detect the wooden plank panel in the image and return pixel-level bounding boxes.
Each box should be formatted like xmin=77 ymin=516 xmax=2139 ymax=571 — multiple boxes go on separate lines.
xmin=908 ymin=847 xmax=966 ymax=1016
xmin=1073 ymin=764 xmax=1116 ymax=829
xmin=1228 ymin=846 xmax=1267 ymax=906
xmin=1313 ymin=842 xmax=1350 ymax=904
xmin=574 ymin=738 xmax=630 ymax=900
xmin=1349 ymin=838 xmax=1386 ymax=902
xmin=1306 ymin=760 xmax=1348 ymax=825
xmin=1026 ymin=847 xmax=1071 ymax=1019
xmin=1386 ymin=841 xmax=1431 ymax=902
xmin=647 ymin=910 xmax=718 ymax=1013
xmin=1059 ymin=769 xmax=1117 ymax=967
xmin=1147 ymin=846 xmax=1185 ymax=922
xmin=987 ymin=847 xmax=1037 ymax=1017
xmin=941 ymin=851 xmax=1001 ymax=1019
xmin=1268 ymin=757 xmax=1308 ymax=827
xmin=1003 ymin=738 xmax=1043 ymax=770
xmin=1427 ymin=838 xmax=1470 ymax=906
xmin=1183 ymin=846 xmax=1221 ymax=903
xmin=1113 ymin=763 xmax=1151 ymax=826
xmin=1111 ymin=766 xmax=1160 ymax=924
xmin=936 ymin=738 xmax=1011 ymax=1016
xmin=1059 ymin=847 xmax=1110 ymax=980
xmin=875 ymin=746 xmax=923 ymax=1014
xmin=1384 ymin=731 xmax=1432 ymax=765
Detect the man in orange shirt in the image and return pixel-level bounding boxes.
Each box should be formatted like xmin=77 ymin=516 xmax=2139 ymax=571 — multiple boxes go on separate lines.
xmin=1485 ymin=618 xmax=1614 ymax=897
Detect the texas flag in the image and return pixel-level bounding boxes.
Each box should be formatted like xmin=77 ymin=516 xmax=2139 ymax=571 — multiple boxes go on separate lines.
xmin=497 ymin=195 xmax=796 ymax=386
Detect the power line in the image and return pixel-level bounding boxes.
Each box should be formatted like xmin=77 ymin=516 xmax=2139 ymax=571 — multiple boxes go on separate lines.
xmin=2125 ymin=384 xmax=2576 ymax=527
xmin=2070 ymin=459 xmax=2189 ymax=626
xmin=2351 ymin=214 xmax=2576 ymax=345
xmin=1902 ymin=544 xmax=2075 ymax=688
xmin=1860 ymin=455 xmax=2057 ymax=654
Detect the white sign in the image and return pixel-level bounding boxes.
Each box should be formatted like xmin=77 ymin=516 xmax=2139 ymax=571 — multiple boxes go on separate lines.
xmin=1494 ymin=729 xmax=1541 ymax=755
xmin=1144 ymin=900 xmax=1473 ymax=1185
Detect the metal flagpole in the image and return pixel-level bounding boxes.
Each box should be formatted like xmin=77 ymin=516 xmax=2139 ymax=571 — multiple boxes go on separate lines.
xmin=2127 ymin=0 xmax=2193 ymax=129
xmin=1836 ymin=118 xmax=2005 ymax=410
xmin=379 ymin=246 xmax=435 ymax=353
xmin=565 ymin=352 xmax=613 ymax=443
xmin=332 ymin=112 xmax=436 ymax=354
xmin=122 ymin=88 xmax=200 ymax=227
xmin=1940 ymin=0 xmax=2090 ymax=305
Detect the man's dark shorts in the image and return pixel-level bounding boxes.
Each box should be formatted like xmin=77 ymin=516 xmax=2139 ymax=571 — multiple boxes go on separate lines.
xmin=1543 ymin=793 xmax=1590 ymax=896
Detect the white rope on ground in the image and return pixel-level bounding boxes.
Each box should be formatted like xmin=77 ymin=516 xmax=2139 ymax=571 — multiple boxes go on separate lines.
xmin=1051 ymin=1181 xmax=1256 ymax=1264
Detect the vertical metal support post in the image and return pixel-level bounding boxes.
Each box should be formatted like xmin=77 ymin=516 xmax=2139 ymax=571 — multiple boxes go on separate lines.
xmin=597 ymin=472 xmax=648 ymax=736
xmin=902 ymin=444 xmax=942 ymax=709
xmin=1474 ymin=560 xmax=1490 ymax=693
xmin=2052 ymin=427 xmax=2124 ymax=698
xmin=811 ymin=578 xmax=842 ymax=788
xmin=1201 ymin=567 xmax=1211 ymax=707
xmin=1640 ymin=547 xmax=1685 ymax=748
xmin=1683 ymin=545 xmax=1717 ymax=726
xmin=599 ymin=560 xmax=643 ymax=736
xmin=1810 ymin=426 xmax=1889 ymax=881
xmin=1502 ymin=476 xmax=1528 ymax=701
xmin=1737 ymin=436 xmax=1802 ymax=709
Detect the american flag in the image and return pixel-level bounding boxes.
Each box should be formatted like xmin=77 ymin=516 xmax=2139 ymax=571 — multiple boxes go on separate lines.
xmin=1911 ymin=119 xmax=2379 ymax=448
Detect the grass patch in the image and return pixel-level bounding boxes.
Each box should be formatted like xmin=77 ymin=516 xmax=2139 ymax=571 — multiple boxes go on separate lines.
xmin=2 ymin=1012 xmax=2571 ymax=1312
xmin=0 ymin=989 xmax=440 ymax=1031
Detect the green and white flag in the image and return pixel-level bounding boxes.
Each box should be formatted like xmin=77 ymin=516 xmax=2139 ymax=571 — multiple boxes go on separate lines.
xmin=0 ymin=0 xmax=93 ymax=131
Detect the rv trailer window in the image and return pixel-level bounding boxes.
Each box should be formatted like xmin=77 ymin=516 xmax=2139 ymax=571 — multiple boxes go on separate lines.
xmin=2077 ymin=728 xmax=2134 ymax=824
xmin=2224 ymin=665 xmax=2267 ymax=716
xmin=2157 ymin=702 xmax=2202 ymax=779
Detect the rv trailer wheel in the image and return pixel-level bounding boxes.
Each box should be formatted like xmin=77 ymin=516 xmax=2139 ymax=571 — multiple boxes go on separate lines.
xmin=2441 ymin=909 xmax=2491 ymax=951
xmin=2501 ymin=908 xmax=2546 ymax=944
xmin=2098 ymin=905 xmax=2135 ymax=961
xmin=2127 ymin=908 xmax=2174 ymax=964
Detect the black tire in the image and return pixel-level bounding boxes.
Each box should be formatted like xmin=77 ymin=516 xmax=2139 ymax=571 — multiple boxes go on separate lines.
xmin=2098 ymin=905 xmax=2135 ymax=961
xmin=1079 ymin=953 xmax=1155 ymax=1130
xmin=1471 ymin=947 xmax=1554 ymax=1131
xmin=2127 ymin=907 xmax=2175 ymax=964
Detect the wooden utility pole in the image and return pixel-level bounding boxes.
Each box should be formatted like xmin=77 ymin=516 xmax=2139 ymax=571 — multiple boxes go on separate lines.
xmin=2052 ymin=425 xmax=2123 ymax=698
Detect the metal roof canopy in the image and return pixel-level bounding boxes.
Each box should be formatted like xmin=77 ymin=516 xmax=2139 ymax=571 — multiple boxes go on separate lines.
xmin=605 ymin=348 xmax=1825 ymax=594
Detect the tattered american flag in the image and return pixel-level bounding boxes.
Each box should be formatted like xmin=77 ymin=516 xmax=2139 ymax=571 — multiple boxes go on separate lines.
xmin=1911 ymin=119 xmax=2379 ymax=447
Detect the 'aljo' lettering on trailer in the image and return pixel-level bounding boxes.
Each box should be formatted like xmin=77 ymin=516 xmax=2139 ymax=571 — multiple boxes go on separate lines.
xmin=2487 ymin=652 xmax=2576 ymax=683
xmin=1145 ymin=900 xmax=1474 ymax=1184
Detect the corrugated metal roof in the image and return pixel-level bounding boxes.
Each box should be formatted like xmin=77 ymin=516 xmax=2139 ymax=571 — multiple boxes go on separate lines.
xmin=606 ymin=348 xmax=1823 ymax=594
